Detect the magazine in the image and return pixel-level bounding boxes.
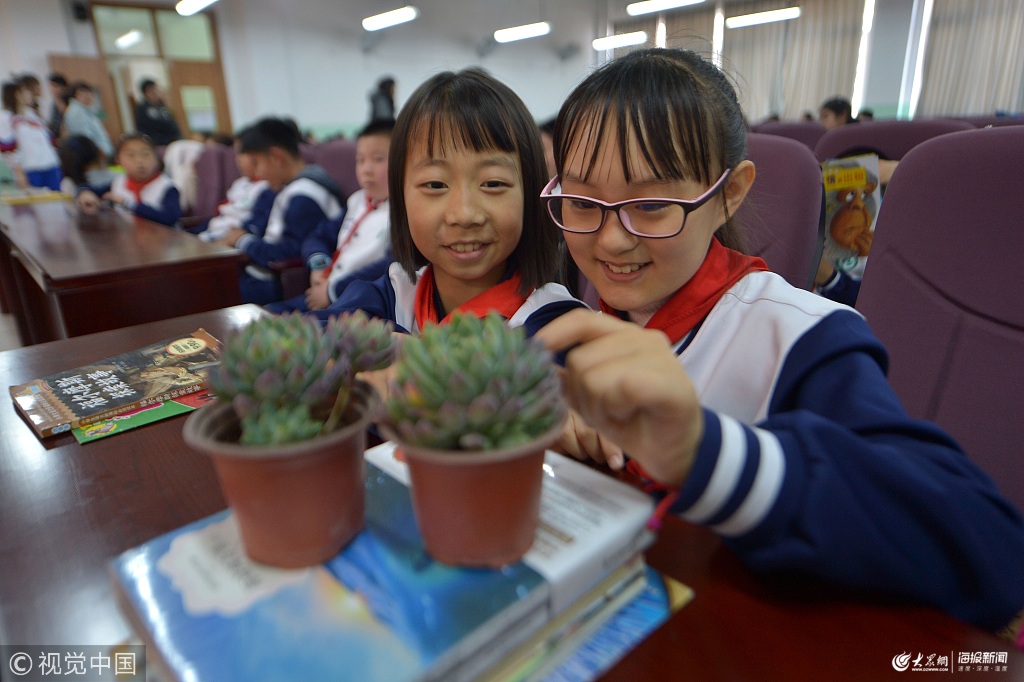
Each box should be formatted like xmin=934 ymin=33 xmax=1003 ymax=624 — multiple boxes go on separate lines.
xmin=9 ymin=329 xmax=221 ymax=439
xmin=821 ymin=153 xmax=883 ymax=279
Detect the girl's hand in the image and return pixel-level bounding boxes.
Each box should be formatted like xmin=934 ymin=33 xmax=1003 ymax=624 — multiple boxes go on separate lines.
xmin=309 ymin=268 xmax=327 ymax=286
xmin=535 ymin=309 xmax=703 ymax=488
xmin=555 ymin=407 xmax=625 ymax=469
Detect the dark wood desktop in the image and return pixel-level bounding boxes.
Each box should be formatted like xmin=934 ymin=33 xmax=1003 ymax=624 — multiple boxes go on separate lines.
xmin=0 ymin=200 xmax=242 ymax=346
xmin=0 ymin=306 xmax=1019 ymax=681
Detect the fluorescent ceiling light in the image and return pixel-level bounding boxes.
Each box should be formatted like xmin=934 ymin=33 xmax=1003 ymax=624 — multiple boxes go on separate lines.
xmin=725 ymin=7 xmax=801 ymax=29
xmin=175 ymin=0 xmax=219 ymax=17
xmin=115 ymin=30 xmax=142 ymax=49
xmin=592 ymin=31 xmax=648 ymax=51
xmin=494 ymin=21 xmax=551 ymax=44
xmin=362 ymin=6 xmax=419 ymax=32
xmin=627 ymin=0 xmax=704 ymax=17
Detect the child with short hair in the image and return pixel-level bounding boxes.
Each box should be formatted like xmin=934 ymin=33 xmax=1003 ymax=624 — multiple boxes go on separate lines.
xmin=270 ymin=119 xmax=394 ymax=313
xmin=219 ymin=117 xmax=344 ymax=305
xmin=536 ymin=48 xmax=1024 ymax=631
xmin=321 ymin=68 xmax=583 ymax=337
xmin=196 ymin=131 xmax=275 ymax=242
xmin=76 ymin=133 xmax=181 ymax=227
xmin=57 ymin=135 xmax=111 ymax=195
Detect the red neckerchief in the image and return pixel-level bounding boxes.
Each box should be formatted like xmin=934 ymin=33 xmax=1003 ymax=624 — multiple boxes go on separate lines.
xmin=124 ymin=173 xmax=161 ymax=204
xmin=328 ymin=195 xmax=383 ymax=270
xmin=600 ymin=239 xmax=768 ymax=345
xmin=413 ymin=266 xmax=528 ymax=328
xmin=601 ymin=239 xmax=768 ymax=527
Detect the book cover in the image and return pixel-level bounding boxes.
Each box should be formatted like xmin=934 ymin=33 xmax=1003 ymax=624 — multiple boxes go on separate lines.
xmin=9 ymin=329 xmax=221 ymax=439
xmin=821 ymin=153 xmax=883 ymax=279
xmin=72 ymin=389 xmax=216 ymax=444
xmin=111 ymin=448 xmax=655 ymax=682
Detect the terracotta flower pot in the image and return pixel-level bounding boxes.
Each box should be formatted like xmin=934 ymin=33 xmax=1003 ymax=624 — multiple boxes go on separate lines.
xmin=182 ymin=382 xmax=378 ymax=569
xmin=393 ymin=417 xmax=566 ymax=569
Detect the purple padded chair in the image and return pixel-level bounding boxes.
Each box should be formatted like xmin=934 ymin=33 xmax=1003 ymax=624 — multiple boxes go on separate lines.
xmin=734 ymin=133 xmax=825 ymax=290
xmin=815 ymin=119 xmax=975 ymax=162
xmin=312 ymin=139 xmax=359 ymax=201
xmin=192 ymin=146 xmax=228 ymax=221
xmin=750 ymin=121 xmax=828 ymax=152
xmin=855 ymin=126 xmax=1024 ymax=513
xmin=950 ymin=115 xmax=1024 ymax=129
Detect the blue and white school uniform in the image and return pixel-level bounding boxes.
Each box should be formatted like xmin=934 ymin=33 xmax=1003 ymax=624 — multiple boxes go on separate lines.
xmin=610 ymin=240 xmax=1024 ymax=631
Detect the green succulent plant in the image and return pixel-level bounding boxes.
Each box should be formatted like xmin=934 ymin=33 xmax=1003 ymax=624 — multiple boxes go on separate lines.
xmin=384 ymin=312 xmax=566 ymax=451
xmin=210 ymin=311 xmax=395 ymax=446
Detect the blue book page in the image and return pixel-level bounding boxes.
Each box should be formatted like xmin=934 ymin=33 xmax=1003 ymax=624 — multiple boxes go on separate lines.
xmin=111 ymin=464 xmax=548 ymax=682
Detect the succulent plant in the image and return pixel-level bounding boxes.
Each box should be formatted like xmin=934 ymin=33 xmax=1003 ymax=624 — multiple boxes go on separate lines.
xmin=210 ymin=311 xmax=395 ymax=446
xmin=384 ymin=312 xmax=566 ymax=451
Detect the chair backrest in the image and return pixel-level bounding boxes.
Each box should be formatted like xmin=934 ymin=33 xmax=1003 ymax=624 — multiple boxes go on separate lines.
xmin=312 ymin=139 xmax=360 ymax=201
xmin=734 ymin=133 xmax=825 ymax=290
xmin=815 ymin=119 xmax=976 ymax=162
xmin=192 ymin=145 xmax=228 ymax=221
xmin=949 ymin=115 xmax=1024 ymax=129
xmin=855 ymin=126 xmax=1024 ymax=512
xmin=750 ymin=121 xmax=828 ymax=152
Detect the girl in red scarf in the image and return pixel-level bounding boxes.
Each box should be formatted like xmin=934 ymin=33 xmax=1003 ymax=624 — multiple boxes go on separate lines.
xmin=76 ymin=133 xmax=181 ymax=227
xmin=321 ymin=68 xmax=583 ymax=338
xmin=536 ymin=48 xmax=1024 ymax=634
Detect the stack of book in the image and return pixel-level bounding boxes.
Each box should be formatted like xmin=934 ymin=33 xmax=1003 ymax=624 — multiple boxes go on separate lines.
xmin=110 ymin=442 xmax=689 ymax=681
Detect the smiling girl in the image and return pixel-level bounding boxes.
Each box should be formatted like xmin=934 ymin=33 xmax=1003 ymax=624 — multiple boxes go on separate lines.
xmin=536 ymin=48 xmax=1024 ymax=632
xmin=320 ymin=68 xmax=583 ymax=336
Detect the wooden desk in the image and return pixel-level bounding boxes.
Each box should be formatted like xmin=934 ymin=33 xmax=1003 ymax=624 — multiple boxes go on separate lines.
xmin=0 ymin=307 xmax=1020 ymax=681
xmin=0 ymin=201 xmax=242 ymax=346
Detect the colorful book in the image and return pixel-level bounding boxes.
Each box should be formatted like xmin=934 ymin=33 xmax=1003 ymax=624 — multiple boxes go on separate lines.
xmin=9 ymin=329 xmax=221 ymax=439
xmin=821 ymin=153 xmax=883 ymax=279
xmin=110 ymin=446 xmax=656 ymax=682
xmin=72 ymin=389 xmax=216 ymax=444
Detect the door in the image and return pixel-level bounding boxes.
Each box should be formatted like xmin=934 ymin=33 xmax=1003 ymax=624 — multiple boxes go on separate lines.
xmin=166 ymin=60 xmax=232 ymax=138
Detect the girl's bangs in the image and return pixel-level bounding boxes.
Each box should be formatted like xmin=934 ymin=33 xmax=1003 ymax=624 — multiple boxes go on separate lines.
xmin=410 ymin=98 xmax=518 ymax=159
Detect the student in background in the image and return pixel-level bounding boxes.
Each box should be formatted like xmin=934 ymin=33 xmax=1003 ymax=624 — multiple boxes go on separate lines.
xmin=76 ymin=133 xmax=181 ymax=227
xmin=819 ymin=96 xmax=855 ymax=130
xmin=63 ymin=82 xmax=114 ymax=158
xmin=369 ymin=76 xmax=396 ymax=123
xmin=218 ymin=117 xmax=344 ymax=305
xmin=196 ymin=130 xmax=275 ymax=242
xmin=134 ymin=79 xmax=182 ymax=146
xmin=58 ymin=135 xmax=112 ymax=195
xmin=270 ymin=119 xmax=394 ymax=314
xmin=536 ymin=48 xmax=1024 ymax=632
xmin=322 ymin=68 xmax=583 ymax=337
xmin=47 ymin=73 xmax=68 ymax=138
xmin=1 ymin=79 xmax=61 ymax=190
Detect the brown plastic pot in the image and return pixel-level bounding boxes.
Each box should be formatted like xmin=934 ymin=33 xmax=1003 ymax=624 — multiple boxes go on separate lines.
xmin=182 ymin=382 xmax=378 ymax=569
xmin=392 ymin=416 xmax=566 ymax=568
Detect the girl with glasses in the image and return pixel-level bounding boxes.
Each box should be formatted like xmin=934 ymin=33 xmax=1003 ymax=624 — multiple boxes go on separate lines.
xmin=536 ymin=48 xmax=1024 ymax=633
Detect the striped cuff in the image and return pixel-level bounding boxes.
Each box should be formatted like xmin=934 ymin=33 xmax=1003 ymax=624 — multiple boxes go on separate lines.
xmin=674 ymin=410 xmax=786 ymax=537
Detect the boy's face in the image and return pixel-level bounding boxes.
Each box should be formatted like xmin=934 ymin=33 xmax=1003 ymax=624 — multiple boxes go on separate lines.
xmin=356 ymin=133 xmax=390 ymax=203
xmin=559 ymin=123 xmax=729 ymax=317
xmin=251 ymin=148 xmax=291 ymax=190
xmin=235 ymin=150 xmax=257 ymax=179
xmin=118 ymin=139 xmax=159 ymax=181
